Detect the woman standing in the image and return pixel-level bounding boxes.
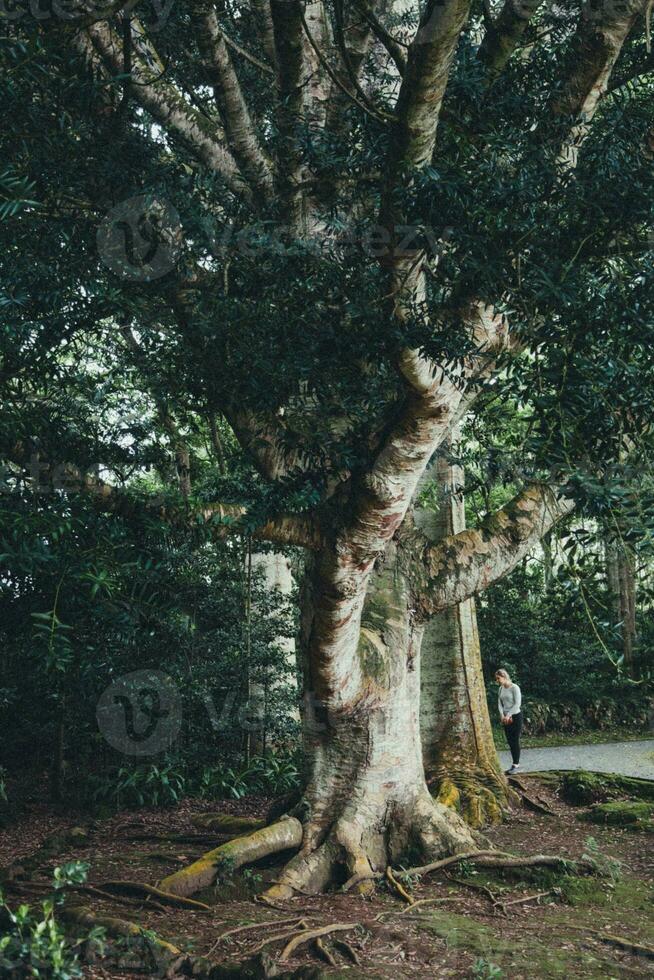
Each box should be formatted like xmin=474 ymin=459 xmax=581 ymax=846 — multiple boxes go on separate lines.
xmin=495 ymin=669 xmax=522 ymax=775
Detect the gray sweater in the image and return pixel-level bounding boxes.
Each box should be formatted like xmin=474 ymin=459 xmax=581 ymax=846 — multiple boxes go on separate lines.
xmin=498 ymin=683 xmax=522 ymax=719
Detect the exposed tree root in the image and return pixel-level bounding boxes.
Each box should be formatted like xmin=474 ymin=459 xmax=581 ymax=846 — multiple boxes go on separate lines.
xmin=158 ymin=816 xmax=303 ymax=897
xmin=100 ymin=880 xmax=212 ymax=911
xmin=333 ymin=937 xmax=361 ymax=965
xmin=446 ymin=874 xmax=500 ymax=909
xmin=430 ymin=769 xmax=511 ymax=829
xmin=262 ymin=789 xmax=479 ymax=902
xmin=63 ymin=905 xmax=187 ymax=976
xmin=494 ymin=889 xmax=557 ymax=915
xmin=249 ymin=921 xmax=312 ymax=955
xmin=395 ymin=848 xmax=596 ymax=880
xmin=314 ymin=936 xmax=337 ymax=966
xmin=279 ymin=923 xmax=356 ymax=963
xmin=592 ymin=932 xmax=654 ymax=960
xmin=385 ymin=866 xmax=413 ymax=905
xmin=209 ymin=915 xmax=306 ymax=951
xmin=10 ymin=879 xmax=170 ymax=913
xmin=190 ymin=814 xmax=266 ymax=835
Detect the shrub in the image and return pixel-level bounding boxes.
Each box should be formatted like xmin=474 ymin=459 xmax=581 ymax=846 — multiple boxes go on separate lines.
xmin=0 ymin=862 xmax=104 ymax=979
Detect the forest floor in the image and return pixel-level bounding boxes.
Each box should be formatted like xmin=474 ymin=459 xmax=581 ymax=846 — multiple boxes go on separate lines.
xmin=1 ymin=775 xmax=653 ymax=979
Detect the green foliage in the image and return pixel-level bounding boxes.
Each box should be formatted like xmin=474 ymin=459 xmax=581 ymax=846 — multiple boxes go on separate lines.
xmin=0 ymin=863 xmax=103 ymax=979
xmin=472 ymin=960 xmax=503 ymax=980
xmin=580 ymin=838 xmax=623 ymax=882
xmin=0 ymin=492 xmax=299 ymax=802
xmin=88 ymin=763 xmax=187 ymax=810
xmin=198 ymin=751 xmax=301 ymax=801
xmin=479 ymin=563 xmax=653 ymax=731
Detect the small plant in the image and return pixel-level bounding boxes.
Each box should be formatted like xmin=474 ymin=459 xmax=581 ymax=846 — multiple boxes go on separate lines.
xmin=90 ymin=762 xmax=186 ymax=809
xmin=198 ymin=751 xmax=301 ymax=800
xmin=581 ymin=836 xmax=622 ymax=882
xmin=0 ymin=862 xmax=104 ymax=979
xmin=472 ymin=958 xmax=503 ymax=979
xmin=241 ymin=867 xmax=263 ymax=889
xmin=198 ymin=765 xmax=250 ymax=800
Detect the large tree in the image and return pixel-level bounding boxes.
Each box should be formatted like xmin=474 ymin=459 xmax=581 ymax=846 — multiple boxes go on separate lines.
xmin=1 ymin=0 xmax=653 ymax=896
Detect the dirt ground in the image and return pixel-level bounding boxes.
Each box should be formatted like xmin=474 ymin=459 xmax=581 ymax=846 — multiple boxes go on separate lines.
xmin=1 ymin=775 xmax=653 ymax=979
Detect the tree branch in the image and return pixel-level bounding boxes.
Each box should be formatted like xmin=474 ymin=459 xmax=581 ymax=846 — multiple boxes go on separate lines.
xmin=355 ymin=0 xmax=407 ymax=76
xmin=85 ymin=22 xmax=249 ymax=200
xmin=196 ymin=2 xmax=275 ymax=204
xmin=270 ymin=0 xmax=307 ymax=227
xmin=388 ymin=0 xmax=471 ymax=172
xmin=418 ymin=482 xmax=574 ymax=615
xmin=477 ymin=0 xmax=543 ymax=82
xmin=2 ymin=446 xmax=321 ymax=549
xmin=548 ymin=0 xmax=649 ymax=166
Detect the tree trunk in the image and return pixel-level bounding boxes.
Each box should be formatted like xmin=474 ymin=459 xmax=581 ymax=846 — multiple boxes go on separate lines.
xmin=416 ymin=437 xmax=509 ymax=827
xmin=606 ymin=534 xmax=637 ymax=678
xmin=249 ymin=549 xmax=298 ymax=756
xmin=265 ymin=540 xmax=477 ymax=900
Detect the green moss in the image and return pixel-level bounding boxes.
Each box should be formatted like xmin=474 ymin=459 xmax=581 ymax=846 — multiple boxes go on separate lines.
xmin=415 ymin=910 xmax=610 ymax=978
xmin=562 ymin=771 xmax=654 ymax=807
xmin=587 ymin=800 xmax=654 ymax=828
xmin=417 ymin=910 xmax=511 ymax=956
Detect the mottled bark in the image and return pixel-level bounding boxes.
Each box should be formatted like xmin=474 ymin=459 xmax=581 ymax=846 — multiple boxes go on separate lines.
xmin=550 ymin=0 xmax=649 ymax=166
xmin=419 ymin=482 xmax=575 ymax=614
xmin=416 ymin=440 xmax=508 ymax=828
xmin=265 ymin=540 xmax=477 ymax=900
xmin=478 ymin=0 xmax=543 ymax=81
xmin=197 ymin=4 xmax=275 ymax=203
xmin=389 ymin=0 xmax=471 ymax=170
xmin=250 ymin=551 xmax=299 ymax=755
xmin=270 ymin=0 xmax=307 ymax=227
xmin=606 ymin=534 xmax=637 ymax=678
xmin=85 ymin=22 xmax=246 ymax=198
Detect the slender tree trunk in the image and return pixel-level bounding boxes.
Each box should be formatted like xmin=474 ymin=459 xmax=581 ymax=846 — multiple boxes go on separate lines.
xmin=249 ymin=549 xmax=298 ymax=756
xmin=416 ymin=437 xmax=508 ymax=827
xmin=542 ymin=530 xmax=554 ymax=589
xmin=606 ymin=534 xmax=637 ymax=678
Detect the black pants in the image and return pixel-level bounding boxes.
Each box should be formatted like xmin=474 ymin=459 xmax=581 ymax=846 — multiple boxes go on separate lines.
xmin=504 ymin=712 xmax=523 ymax=764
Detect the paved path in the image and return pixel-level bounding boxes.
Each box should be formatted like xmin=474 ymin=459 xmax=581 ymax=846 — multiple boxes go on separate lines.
xmin=498 ymin=738 xmax=654 ymax=780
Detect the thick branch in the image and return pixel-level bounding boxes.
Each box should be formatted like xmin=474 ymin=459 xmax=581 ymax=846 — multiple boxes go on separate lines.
xmin=270 ymin=0 xmax=307 ymax=226
xmin=85 ymin=22 xmax=248 ymax=199
xmin=2 ymin=447 xmax=321 ymax=549
xmin=388 ymin=0 xmax=471 ymax=171
xmin=549 ymin=0 xmax=648 ymax=165
xmin=419 ymin=482 xmax=574 ymax=615
xmin=478 ymin=0 xmax=543 ymax=82
xmin=355 ymin=0 xmax=407 ymax=76
xmin=250 ymin=0 xmax=277 ymax=67
xmin=197 ymin=3 xmax=275 ymax=203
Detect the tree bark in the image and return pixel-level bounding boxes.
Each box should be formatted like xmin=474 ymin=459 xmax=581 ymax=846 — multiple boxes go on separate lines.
xmin=416 ymin=435 xmax=508 ymax=828
xmin=605 ymin=533 xmax=637 ymax=678
xmin=265 ymin=539 xmax=477 ymax=900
